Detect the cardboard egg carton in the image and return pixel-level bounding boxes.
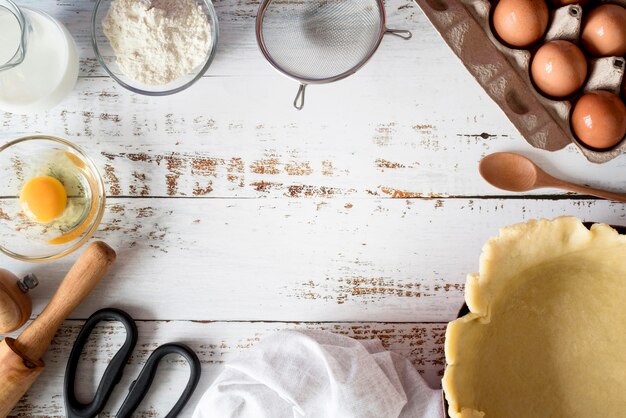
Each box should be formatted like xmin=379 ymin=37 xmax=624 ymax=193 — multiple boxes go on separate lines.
xmin=413 ymin=0 xmax=626 ymax=163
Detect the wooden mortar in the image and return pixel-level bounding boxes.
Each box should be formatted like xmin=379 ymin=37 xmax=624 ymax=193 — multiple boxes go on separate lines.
xmin=0 ymin=270 xmax=38 ymax=334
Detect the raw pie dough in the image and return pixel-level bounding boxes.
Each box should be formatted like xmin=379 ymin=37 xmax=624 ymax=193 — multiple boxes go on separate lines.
xmin=443 ymin=217 xmax=626 ymax=418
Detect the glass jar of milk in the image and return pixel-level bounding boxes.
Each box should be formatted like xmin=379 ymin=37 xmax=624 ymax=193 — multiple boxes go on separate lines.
xmin=0 ymin=0 xmax=78 ymax=114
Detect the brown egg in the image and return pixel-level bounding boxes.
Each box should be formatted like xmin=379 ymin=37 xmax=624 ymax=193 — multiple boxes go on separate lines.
xmin=551 ymin=0 xmax=592 ymax=5
xmin=581 ymin=4 xmax=626 ymax=57
xmin=571 ymin=91 xmax=626 ymax=149
xmin=531 ymin=40 xmax=587 ymax=98
xmin=492 ymin=0 xmax=549 ymax=48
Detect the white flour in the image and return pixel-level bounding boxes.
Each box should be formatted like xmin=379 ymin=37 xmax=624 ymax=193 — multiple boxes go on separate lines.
xmin=103 ymin=0 xmax=211 ymax=85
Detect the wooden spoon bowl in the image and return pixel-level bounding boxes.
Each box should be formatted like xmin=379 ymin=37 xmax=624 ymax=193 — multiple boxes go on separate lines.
xmin=479 ymin=152 xmax=626 ymax=202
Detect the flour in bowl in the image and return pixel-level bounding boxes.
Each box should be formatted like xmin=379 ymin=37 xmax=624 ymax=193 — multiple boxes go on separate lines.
xmin=103 ymin=0 xmax=212 ymax=85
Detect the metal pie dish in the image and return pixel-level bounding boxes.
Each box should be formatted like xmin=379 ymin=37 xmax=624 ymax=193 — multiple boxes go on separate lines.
xmin=442 ymin=221 xmax=626 ymax=417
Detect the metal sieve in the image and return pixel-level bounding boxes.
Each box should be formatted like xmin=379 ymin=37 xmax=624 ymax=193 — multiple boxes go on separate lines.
xmin=256 ymin=0 xmax=412 ymax=110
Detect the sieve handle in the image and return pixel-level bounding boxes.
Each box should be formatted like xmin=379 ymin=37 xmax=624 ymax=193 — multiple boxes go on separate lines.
xmin=385 ymin=28 xmax=412 ymax=40
xmin=293 ymin=84 xmax=307 ymax=110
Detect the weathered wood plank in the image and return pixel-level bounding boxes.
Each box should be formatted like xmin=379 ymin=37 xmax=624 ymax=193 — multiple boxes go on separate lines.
xmin=5 ymin=1 xmax=624 ymax=200
xmin=8 ymin=320 xmax=447 ymax=417
xmin=1 ymin=198 xmax=623 ymax=322
xmin=2 ymin=74 xmax=624 ymax=198
xmin=5 ymin=2 xmax=620 ymax=418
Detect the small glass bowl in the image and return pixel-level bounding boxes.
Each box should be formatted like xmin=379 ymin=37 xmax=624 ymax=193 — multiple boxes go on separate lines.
xmin=0 ymin=136 xmax=106 ymax=262
xmin=91 ymin=0 xmax=219 ymax=96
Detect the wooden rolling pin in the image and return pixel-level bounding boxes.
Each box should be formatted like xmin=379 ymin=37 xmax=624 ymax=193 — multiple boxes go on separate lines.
xmin=0 ymin=241 xmax=116 ymax=418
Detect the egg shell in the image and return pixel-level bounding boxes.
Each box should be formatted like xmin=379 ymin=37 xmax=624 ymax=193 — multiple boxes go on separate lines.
xmin=571 ymin=90 xmax=626 ymax=149
xmin=551 ymin=0 xmax=591 ymax=5
xmin=413 ymin=0 xmax=626 ymax=163
xmin=581 ymin=4 xmax=626 ymax=57
xmin=531 ymin=40 xmax=587 ymax=98
xmin=492 ymin=0 xmax=549 ymax=48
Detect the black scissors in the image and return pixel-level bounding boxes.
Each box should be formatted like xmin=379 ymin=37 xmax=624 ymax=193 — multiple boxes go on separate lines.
xmin=64 ymin=308 xmax=201 ymax=418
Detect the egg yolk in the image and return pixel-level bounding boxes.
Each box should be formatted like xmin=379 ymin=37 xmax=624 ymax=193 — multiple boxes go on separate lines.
xmin=20 ymin=176 xmax=67 ymax=223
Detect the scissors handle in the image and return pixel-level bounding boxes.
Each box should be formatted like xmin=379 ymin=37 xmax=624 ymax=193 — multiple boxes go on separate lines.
xmin=64 ymin=308 xmax=202 ymax=418
xmin=116 ymin=343 xmax=202 ymax=418
xmin=64 ymin=308 xmax=138 ymax=418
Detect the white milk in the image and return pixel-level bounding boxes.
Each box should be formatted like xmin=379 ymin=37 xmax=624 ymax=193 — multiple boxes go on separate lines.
xmin=0 ymin=7 xmax=20 ymax=66
xmin=0 ymin=7 xmax=78 ymax=113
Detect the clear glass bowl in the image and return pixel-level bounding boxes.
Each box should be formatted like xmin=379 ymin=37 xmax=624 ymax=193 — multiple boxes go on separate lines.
xmin=0 ymin=136 xmax=106 ymax=262
xmin=91 ymin=0 xmax=219 ymax=96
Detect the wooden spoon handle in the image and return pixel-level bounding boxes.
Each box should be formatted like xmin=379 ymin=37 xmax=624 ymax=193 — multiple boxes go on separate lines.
xmin=14 ymin=241 xmax=116 ymax=361
xmin=554 ymin=181 xmax=626 ymax=203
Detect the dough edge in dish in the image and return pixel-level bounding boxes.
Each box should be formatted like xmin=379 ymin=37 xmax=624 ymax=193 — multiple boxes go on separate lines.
xmin=442 ymin=216 xmax=626 ymax=418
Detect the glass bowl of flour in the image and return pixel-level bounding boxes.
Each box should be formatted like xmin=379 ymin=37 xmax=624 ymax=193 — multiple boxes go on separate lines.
xmin=91 ymin=0 xmax=218 ymax=95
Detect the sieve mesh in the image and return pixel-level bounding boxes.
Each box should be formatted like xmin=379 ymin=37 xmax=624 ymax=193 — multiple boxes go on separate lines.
xmin=257 ymin=0 xmax=385 ymax=82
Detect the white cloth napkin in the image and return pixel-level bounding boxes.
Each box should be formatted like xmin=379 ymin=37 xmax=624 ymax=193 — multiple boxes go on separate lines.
xmin=193 ymin=330 xmax=444 ymax=418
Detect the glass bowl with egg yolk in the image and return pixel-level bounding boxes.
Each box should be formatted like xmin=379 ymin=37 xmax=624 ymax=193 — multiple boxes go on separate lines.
xmin=0 ymin=136 xmax=105 ymax=261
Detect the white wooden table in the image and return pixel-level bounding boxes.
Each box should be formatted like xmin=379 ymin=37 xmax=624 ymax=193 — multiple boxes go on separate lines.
xmin=4 ymin=0 xmax=626 ymax=416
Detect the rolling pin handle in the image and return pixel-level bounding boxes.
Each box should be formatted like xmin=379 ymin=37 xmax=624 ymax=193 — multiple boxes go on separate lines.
xmin=15 ymin=241 xmax=116 ymax=365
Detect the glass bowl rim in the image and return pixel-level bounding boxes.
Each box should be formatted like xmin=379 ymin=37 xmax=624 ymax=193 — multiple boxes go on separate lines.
xmin=90 ymin=0 xmax=220 ymax=96
xmin=0 ymin=135 xmax=106 ymax=262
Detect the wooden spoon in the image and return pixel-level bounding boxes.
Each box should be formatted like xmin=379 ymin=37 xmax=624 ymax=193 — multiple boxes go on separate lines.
xmin=479 ymin=152 xmax=626 ymax=203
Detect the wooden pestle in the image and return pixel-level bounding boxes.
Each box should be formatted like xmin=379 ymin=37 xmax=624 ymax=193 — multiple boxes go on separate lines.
xmin=0 ymin=241 xmax=116 ymax=418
